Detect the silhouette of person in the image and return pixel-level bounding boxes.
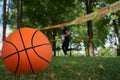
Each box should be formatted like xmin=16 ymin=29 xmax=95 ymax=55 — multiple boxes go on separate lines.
xmin=61 ymin=26 xmax=70 ymax=56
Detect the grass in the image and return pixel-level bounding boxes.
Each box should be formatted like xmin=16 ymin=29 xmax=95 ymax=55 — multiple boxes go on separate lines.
xmin=0 ymin=56 xmax=120 ymax=80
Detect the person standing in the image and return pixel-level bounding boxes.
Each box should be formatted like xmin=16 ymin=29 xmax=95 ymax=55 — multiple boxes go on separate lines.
xmin=61 ymin=26 xmax=70 ymax=56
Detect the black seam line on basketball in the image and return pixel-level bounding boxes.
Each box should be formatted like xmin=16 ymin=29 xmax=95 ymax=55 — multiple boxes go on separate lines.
xmin=3 ymin=40 xmax=20 ymax=74
xmin=31 ymin=30 xmax=50 ymax=63
xmin=18 ymin=29 xmax=35 ymax=74
xmin=3 ymin=43 xmax=50 ymax=60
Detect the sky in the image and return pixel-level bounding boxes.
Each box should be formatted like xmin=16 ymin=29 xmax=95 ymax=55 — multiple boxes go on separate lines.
xmin=0 ymin=1 xmax=3 ymax=26
xmin=0 ymin=1 xmax=12 ymax=51
xmin=0 ymin=1 xmax=3 ymax=51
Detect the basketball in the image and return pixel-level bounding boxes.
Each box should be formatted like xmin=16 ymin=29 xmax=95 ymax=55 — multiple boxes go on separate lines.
xmin=1 ymin=27 xmax=52 ymax=74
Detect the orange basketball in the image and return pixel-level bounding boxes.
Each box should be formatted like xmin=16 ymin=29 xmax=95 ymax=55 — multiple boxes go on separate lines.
xmin=2 ymin=27 xmax=52 ymax=74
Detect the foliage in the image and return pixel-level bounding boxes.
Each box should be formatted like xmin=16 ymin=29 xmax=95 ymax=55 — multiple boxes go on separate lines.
xmin=103 ymin=0 xmax=119 ymax=4
xmin=18 ymin=0 xmax=81 ymax=28
xmin=9 ymin=0 xmax=85 ymax=44
xmin=93 ymin=17 xmax=110 ymax=48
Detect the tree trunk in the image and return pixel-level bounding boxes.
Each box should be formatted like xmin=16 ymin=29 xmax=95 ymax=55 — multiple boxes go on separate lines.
xmin=17 ymin=0 xmax=22 ymax=28
xmin=2 ymin=0 xmax=7 ymax=41
xmin=113 ymin=20 xmax=120 ymax=56
xmin=87 ymin=21 xmax=94 ymax=56
xmin=85 ymin=0 xmax=94 ymax=56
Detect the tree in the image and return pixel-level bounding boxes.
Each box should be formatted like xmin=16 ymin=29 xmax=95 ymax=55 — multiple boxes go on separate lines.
xmin=113 ymin=19 xmax=120 ymax=56
xmin=3 ymin=0 xmax=7 ymax=41
xmin=85 ymin=0 xmax=94 ymax=56
xmin=94 ymin=17 xmax=110 ymax=48
xmin=21 ymin=0 xmax=81 ymax=56
xmin=8 ymin=0 xmax=119 ymax=56
xmin=17 ymin=0 xmax=22 ymax=28
xmin=110 ymin=12 xmax=120 ymax=56
xmin=99 ymin=0 xmax=120 ymax=56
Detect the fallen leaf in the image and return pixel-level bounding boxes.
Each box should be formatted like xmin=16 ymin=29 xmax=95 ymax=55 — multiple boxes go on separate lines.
xmin=71 ymin=61 xmax=77 ymax=64
xmin=64 ymin=65 xmax=72 ymax=69
xmin=117 ymin=74 xmax=120 ymax=79
xmin=75 ymin=72 xmax=81 ymax=76
xmin=49 ymin=72 xmax=56 ymax=78
xmin=98 ymin=64 xmax=104 ymax=69
xmin=60 ymin=70 xmax=64 ymax=74
xmin=88 ymin=77 xmax=91 ymax=80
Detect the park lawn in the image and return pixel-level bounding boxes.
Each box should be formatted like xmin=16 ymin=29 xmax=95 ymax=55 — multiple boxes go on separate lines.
xmin=0 ymin=56 xmax=120 ymax=80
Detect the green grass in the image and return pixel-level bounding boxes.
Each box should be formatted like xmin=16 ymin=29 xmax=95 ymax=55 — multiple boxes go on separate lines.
xmin=0 ymin=56 xmax=120 ymax=80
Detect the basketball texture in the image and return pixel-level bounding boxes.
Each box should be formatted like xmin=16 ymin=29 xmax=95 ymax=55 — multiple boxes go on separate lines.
xmin=2 ymin=28 xmax=52 ymax=74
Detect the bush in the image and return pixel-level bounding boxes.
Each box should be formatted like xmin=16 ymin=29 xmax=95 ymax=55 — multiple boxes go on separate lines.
xmin=98 ymin=47 xmax=117 ymax=57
